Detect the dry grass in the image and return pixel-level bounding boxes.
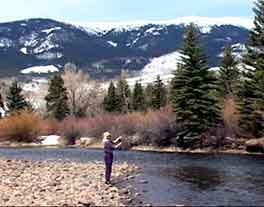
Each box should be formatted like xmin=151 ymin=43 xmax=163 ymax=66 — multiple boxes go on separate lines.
xmin=0 ymin=100 xmax=251 ymax=149
xmin=38 ymin=106 xmax=176 ymax=147
xmin=0 ymin=111 xmax=41 ymax=142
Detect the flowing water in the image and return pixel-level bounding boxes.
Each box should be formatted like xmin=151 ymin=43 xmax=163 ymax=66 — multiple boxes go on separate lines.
xmin=0 ymin=148 xmax=263 ymax=206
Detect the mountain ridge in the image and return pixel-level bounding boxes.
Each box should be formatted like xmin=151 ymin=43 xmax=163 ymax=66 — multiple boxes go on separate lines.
xmin=0 ymin=17 xmax=250 ymax=78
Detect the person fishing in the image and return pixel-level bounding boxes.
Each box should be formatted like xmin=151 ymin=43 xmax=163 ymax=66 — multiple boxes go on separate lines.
xmin=103 ymin=132 xmax=122 ymax=185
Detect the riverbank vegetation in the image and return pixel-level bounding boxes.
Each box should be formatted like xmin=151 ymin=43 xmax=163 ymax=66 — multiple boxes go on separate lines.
xmin=0 ymin=1 xmax=263 ymax=153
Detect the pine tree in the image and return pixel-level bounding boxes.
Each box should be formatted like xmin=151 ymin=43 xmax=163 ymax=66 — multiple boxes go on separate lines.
xmin=239 ymin=0 xmax=264 ymax=137
xmin=170 ymin=24 xmax=221 ymax=141
xmin=219 ymin=45 xmax=240 ymax=98
xmin=6 ymin=81 xmax=29 ymax=113
xmin=151 ymin=75 xmax=167 ymax=109
xmin=0 ymin=92 xmax=4 ymax=118
xmin=132 ymin=81 xmax=146 ymax=111
xmin=103 ymin=81 xmax=120 ymax=112
xmin=0 ymin=93 xmax=3 ymax=108
xmin=116 ymin=78 xmax=131 ymax=113
xmin=45 ymin=75 xmax=70 ymax=120
xmin=145 ymin=83 xmax=154 ymax=109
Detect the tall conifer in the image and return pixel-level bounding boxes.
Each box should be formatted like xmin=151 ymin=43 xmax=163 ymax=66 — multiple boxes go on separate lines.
xmin=132 ymin=81 xmax=146 ymax=111
xmin=170 ymin=24 xmax=221 ymax=141
xmin=103 ymin=81 xmax=120 ymax=112
xmin=6 ymin=81 xmax=30 ymax=113
xmin=45 ymin=75 xmax=69 ymax=120
xmin=219 ymin=45 xmax=240 ymax=98
xmin=239 ymin=0 xmax=264 ymax=137
xmin=152 ymin=75 xmax=167 ymax=109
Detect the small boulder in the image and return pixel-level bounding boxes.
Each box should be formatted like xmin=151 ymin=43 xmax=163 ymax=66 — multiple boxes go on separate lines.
xmin=245 ymin=138 xmax=264 ymax=153
xmin=79 ymin=137 xmax=95 ymax=147
xmin=119 ymin=188 xmax=129 ymax=195
xmin=139 ymin=179 xmax=148 ymax=184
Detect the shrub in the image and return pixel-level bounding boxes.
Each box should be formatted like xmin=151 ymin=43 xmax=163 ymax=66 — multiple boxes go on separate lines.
xmin=39 ymin=118 xmax=60 ymax=135
xmin=59 ymin=117 xmax=82 ymax=145
xmin=0 ymin=111 xmax=40 ymax=142
xmin=55 ymin=105 xmax=176 ymax=147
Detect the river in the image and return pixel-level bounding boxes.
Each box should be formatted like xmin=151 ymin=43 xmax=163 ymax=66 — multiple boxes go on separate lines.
xmin=0 ymin=148 xmax=263 ymax=206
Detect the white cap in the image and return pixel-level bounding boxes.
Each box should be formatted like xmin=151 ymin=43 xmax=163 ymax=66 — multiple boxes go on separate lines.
xmin=103 ymin=132 xmax=111 ymax=142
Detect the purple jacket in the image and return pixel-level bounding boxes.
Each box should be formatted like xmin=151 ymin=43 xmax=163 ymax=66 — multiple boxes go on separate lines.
xmin=104 ymin=140 xmax=115 ymax=164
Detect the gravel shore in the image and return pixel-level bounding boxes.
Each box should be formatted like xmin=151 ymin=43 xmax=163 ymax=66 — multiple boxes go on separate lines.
xmin=0 ymin=159 xmax=138 ymax=206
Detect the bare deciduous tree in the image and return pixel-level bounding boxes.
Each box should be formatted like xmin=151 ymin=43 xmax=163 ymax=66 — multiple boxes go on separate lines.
xmin=62 ymin=63 xmax=103 ymax=117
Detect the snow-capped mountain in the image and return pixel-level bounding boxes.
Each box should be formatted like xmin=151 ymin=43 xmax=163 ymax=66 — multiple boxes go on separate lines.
xmin=0 ymin=17 xmax=251 ymax=78
xmin=78 ymin=16 xmax=253 ymax=34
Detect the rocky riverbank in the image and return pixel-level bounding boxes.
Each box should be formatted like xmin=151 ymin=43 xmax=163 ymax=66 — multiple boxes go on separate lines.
xmin=0 ymin=158 xmax=138 ymax=206
xmin=81 ymin=142 xmax=264 ymax=155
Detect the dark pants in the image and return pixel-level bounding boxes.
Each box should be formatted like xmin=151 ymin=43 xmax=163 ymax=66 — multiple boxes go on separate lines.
xmin=104 ymin=153 xmax=113 ymax=182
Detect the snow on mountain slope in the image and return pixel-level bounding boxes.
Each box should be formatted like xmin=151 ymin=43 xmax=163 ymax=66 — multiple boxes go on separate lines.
xmin=20 ymin=47 xmax=28 ymax=54
xmin=76 ymin=16 xmax=253 ymax=34
xmin=141 ymin=51 xmax=182 ymax=77
xmin=42 ymin=27 xmax=62 ymax=34
xmin=21 ymin=65 xmax=59 ymax=74
xmin=124 ymin=51 xmax=182 ymax=87
xmin=107 ymin=41 xmax=118 ymax=47
xmin=218 ymin=43 xmax=247 ymax=58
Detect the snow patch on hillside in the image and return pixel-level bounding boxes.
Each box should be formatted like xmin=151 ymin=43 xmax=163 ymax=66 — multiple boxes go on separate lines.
xmin=218 ymin=43 xmax=246 ymax=58
xmin=123 ymin=51 xmax=182 ymax=86
xmin=142 ymin=51 xmax=182 ymax=77
xmin=21 ymin=65 xmax=59 ymax=74
xmin=0 ymin=38 xmax=13 ymax=47
xmin=145 ymin=26 xmax=164 ymax=35
xmin=42 ymin=27 xmax=61 ymax=34
xmin=20 ymin=47 xmax=28 ymax=54
xmin=23 ymin=78 xmax=49 ymax=92
xmin=35 ymin=52 xmax=63 ymax=60
xmin=107 ymin=41 xmax=118 ymax=47
xmin=126 ymin=74 xmax=174 ymax=87
xmin=22 ymin=33 xmax=38 ymax=47
xmin=33 ymin=38 xmax=59 ymax=54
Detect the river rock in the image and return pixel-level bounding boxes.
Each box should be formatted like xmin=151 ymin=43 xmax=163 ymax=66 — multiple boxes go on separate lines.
xmin=79 ymin=137 xmax=95 ymax=147
xmin=119 ymin=188 xmax=129 ymax=195
xmin=139 ymin=179 xmax=149 ymax=184
xmin=245 ymin=138 xmax=264 ymax=153
xmin=0 ymin=158 xmax=138 ymax=206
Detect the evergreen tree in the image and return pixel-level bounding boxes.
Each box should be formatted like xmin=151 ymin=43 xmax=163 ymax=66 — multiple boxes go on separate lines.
xmin=170 ymin=24 xmax=221 ymax=141
xmin=103 ymin=81 xmax=120 ymax=112
xmin=145 ymin=83 xmax=154 ymax=108
xmin=0 ymin=93 xmax=3 ymax=108
xmin=132 ymin=81 xmax=146 ymax=111
xmin=151 ymin=75 xmax=167 ymax=109
xmin=116 ymin=78 xmax=131 ymax=113
xmin=0 ymin=92 xmax=4 ymax=118
xmin=239 ymin=0 xmax=264 ymax=137
xmin=219 ymin=45 xmax=240 ymax=98
xmin=6 ymin=81 xmax=29 ymax=113
xmin=45 ymin=75 xmax=69 ymax=120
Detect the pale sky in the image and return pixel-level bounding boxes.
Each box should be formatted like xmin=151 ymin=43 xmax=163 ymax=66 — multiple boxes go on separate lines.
xmin=0 ymin=0 xmax=256 ymax=23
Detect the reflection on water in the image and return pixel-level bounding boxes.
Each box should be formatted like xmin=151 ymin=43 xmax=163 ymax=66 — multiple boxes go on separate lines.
xmin=165 ymin=166 xmax=224 ymax=190
xmin=246 ymin=175 xmax=264 ymax=194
